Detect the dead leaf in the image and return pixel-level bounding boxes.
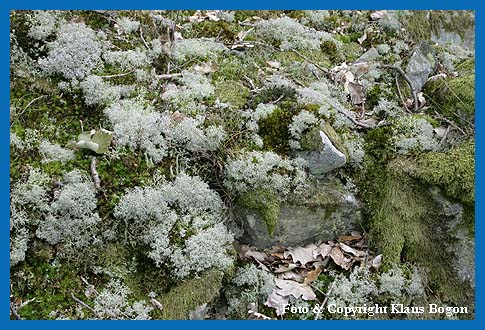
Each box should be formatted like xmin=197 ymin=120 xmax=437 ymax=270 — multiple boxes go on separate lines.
xmin=358 ymin=31 xmax=367 ymax=44
xmin=274 ymin=263 xmax=298 ymax=274
xmin=313 ymin=243 xmax=332 ymax=259
xmin=284 ymin=244 xmax=318 ymax=265
xmin=329 ymin=247 xmax=353 ymax=270
xmin=347 ymin=81 xmax=365 ymax=105
xmin=264 ymin=291 xmax=289 ymax=316
xmin=275 ymin=279 xmax=317 ymax=301
xmin=248 ymin=310 xmax=274 ymax=320
xmin=276 ymin=271 xmax=303 ymax=282
xmin=338 ymin=234 xmax=362 ymax=242
xmin=304 ymin=267 xmax=322 ymax=285
xmin=338 ymin=243 xmax=365 ymax=257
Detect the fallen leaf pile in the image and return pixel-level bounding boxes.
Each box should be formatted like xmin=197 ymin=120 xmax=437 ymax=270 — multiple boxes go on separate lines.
xmin=235 ymin=231 xmax=382 ymax=317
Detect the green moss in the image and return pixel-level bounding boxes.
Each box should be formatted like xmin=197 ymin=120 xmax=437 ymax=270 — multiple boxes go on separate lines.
xmin=367 ymin=161 xmax=466 ymax=301
xmin=424 ymin=73 xmax=475 ymax=125
xmin=11 ymin=254 xmax=94 ymax=319
xmin=401 ymin=11 xmax=432 ymax=41
xmin=214 ymin=80 xmax=250 ymax=108
xmin=257 ymin=102 xmax=297 ymax=155
xmin=411 ymin=140 xmax=475 ymax=205
xmin=272 ymin=50 xmax=332 ymax=70
xmin=239 ymin=189 xmax=280 ymax=237
xmin=320 ymin=40 xmax=341 ymax=64
xmin=158 ymin=270 xmax=223 ymax=320
xmin=186 ymin=20 xmax=241 ymax=42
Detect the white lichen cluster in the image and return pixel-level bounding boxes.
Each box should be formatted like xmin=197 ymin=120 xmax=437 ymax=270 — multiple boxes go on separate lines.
xmin=115 ymin=17 xmax=141 ymax=35
xmin=226 ymin=264 xmax=275 ymax=317
xmin=171 ymin=38 xmax=227 ymax=62
xmin=162 ymin=71 xmax=215 ymax=114
xmin=93 ymin=279 xmax=152 ymax=320
xmin=10 ymin=168 xmax=50 ymax=266
xmin=105 ymin=98 xmax=226 ymax=162
xmin=288 ymin=110 xmax=319 ymax=150
xmin=256 ymin=16 xmax=338 ymax=51
xmin=27 ymin=10 xmax=63 ymax=41
xmin=103 ymin=49 xmax=149 ymax=71
xmin=341 ymin=133 xmax=365 ymax=168
xmin=80 ymin=75 xmax=133 ymax=106
xmin=373 ymin=98 xmax=402 ymax=118
xmin=393 ymin=116 xmax=440 ymax=154
xmin=38 ymin=23 xmax=105 ymax=81
xmin=35 ymin=170 xmax=102 ymax=257
xmin=114 ymin=173 xmax=233 ymax=279
xmin=244 ymin=103 xmax=277 ymax=148
xmin=38 ymin=140 xmax=75 ymax=163
xmin=224 ymin=151 xmax=307 ymax=196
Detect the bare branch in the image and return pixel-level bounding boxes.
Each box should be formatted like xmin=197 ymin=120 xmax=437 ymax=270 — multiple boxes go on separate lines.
xmin=90 ymin=157 xmax=101 ymax=191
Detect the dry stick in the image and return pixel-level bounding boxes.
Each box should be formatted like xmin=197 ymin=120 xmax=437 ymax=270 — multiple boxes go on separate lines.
xmin=314 ymin=280 xmax=336 ymax=320
xmin=434 ymin=111 xmax=466 ymax=135
xmin=71 ymin=293 xmax=95 ymax=313
xmin=378 ymin=64 xmax=418 ymax=112
xmin=139 ymin=26 xmax=150 ymax=49
xmin=16 ymin=95 xmax=46 ymax=118
xmin=395 ymin=74 xmax=412 ymax=114
xmin=440 ymin=125 xmax=451 ymax=146
xmin=90 ymin=157 xmax=101 ymax=191
xmin=154 ymin=73 xmax=183 ymax=80
xmin=100 ymin=71 xmax=134 ymax=79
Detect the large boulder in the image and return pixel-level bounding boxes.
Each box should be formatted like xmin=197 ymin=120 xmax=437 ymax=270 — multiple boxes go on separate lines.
xmin=235 ymin=176 xmax=361 ymax=248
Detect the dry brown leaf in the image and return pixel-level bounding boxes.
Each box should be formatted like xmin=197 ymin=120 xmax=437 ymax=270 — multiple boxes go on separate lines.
xmin=276 ymin=271 xmax=303 ymax=282
xmin=338 ymin=234 xmax=362 ymax=242
xmin=329 ymin=247 xmax=353 ymax=270
xmin=264 ymin=291 xmax=290 ymax=316
xmin=313 ymin=243 xmax=332 ymax=259
xmin=338 ymin=243 xmax=365 ymax=257
xmin=304 ymin=267 xmax=322 ymax=285
xmin=275 ymin=279 xmax=317 ymax=301
xmin=274 ymin=263 xmax=298 ymax=274
xmin=347 ymin=81 xmax=365 ymax=105
xmin=284 ymin=244 xmax=318 ymax=265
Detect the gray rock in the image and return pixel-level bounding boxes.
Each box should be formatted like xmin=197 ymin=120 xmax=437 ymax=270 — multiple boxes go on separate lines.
xmin=236 ymin=177 xmax=361 ymax=248
xmin=406 ymin=42 xmax=435 ymax=92
xmin=354 ymin=47 xmax=380 ymax=64
xmin=297 ymin=130 xmax=346 ymax=175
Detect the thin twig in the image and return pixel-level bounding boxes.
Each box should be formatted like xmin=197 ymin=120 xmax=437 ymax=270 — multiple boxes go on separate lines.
xmin=378 ymin=64 xmax=418 ymax=112
xmin=314 ymin=280 xmax=336 ymax=320
xmin=16 ymin=95 xmax=46 ymax=118
xmin=99 ymin=71 xmax=134 ymax=79
xmin=434 ymin=111 xmax=466 ymax=135
xmin=90 ymin=157 xmax=101 ymax=191
xmin=154 ymin=73 xmax=182 ymax=80
xmin=139 ymin=26 xmax=150 ymax=49
xmin=395 ymin=73 xmax=411 ymax=114
xmin=71 ymin=293 xmax=95 ymax=313
xmin=440 ymin=125 xmax=451 ymax=146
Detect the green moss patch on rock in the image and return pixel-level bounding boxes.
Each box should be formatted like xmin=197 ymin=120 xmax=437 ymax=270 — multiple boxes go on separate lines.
xmin=158 ymin=270 xmax=224 ymax=320
xmin=238 ymin=189 xmax=280 ymax=237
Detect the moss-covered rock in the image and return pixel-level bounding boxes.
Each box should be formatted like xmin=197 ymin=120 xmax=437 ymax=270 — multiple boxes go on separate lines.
xmin=158 ymin=270 xmax=224 ymax=320
xmin=238 ymin=189 xmax=280 ymax=237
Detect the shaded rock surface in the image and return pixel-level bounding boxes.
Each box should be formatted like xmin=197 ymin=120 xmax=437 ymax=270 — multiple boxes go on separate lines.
xmin=235 ymin=176 xmax=361 ymax=248
xmin=406 ymin=42 xmax=435 ymax=92
xmin=297 ymin=130 xmax=346 ymax=175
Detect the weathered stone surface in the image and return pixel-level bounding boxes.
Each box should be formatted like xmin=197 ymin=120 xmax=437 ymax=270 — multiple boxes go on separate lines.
xmin=354 ymin=47 xmax=380 ymax=64
xmin=406 ymin=42 xmax=435 ymax=92
xmin=297 ymin=130 xmax=346 ymax=175
xmin=236 ymin=177 xmax=361 ymax=248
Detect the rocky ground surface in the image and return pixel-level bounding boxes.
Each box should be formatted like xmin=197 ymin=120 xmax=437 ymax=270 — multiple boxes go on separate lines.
xmin=9 ymin=10 xmax=475 ymax=320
